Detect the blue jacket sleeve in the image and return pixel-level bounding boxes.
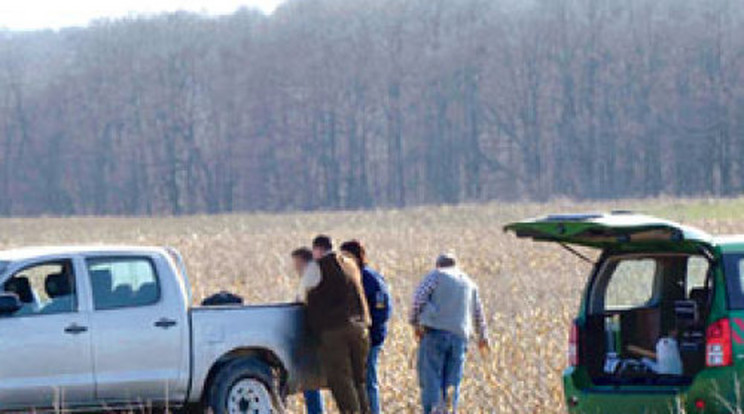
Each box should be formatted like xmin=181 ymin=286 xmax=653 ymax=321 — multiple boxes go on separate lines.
xmin=362 ymin=267 xmax=392 ymax=345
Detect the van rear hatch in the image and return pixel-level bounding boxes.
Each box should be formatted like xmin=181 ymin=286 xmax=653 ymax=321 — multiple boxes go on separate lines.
xmin=504 ymin=212 xmax=713 ymax=253
xmin=507 ymin=213 xmax=716 ymax=412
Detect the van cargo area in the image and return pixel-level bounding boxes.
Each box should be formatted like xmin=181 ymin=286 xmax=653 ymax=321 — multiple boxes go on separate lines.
xmin=579 ymin=253 xmax=711 ymax=387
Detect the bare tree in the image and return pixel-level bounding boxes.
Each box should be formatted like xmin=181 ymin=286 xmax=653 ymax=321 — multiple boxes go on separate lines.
xmin=0 ymin=0 xmax=742 ymax=215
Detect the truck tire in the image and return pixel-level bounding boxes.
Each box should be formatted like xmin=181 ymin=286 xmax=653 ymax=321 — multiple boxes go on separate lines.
xmin=207 ymin=357 xmax=284 ymax=414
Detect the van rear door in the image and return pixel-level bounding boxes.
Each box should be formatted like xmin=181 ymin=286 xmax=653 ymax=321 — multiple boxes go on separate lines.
xmin=504 ymin=212 xmax=713 ymax=253
xmin=506 ymin=212 xmax=715 ymax=401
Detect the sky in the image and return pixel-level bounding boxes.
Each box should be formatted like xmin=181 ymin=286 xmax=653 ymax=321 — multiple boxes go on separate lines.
xmin=0 ymin=0 xmax=286 ymax=31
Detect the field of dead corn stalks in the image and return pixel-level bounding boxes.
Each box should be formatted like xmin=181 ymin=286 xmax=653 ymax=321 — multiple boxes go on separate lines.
xmin=3 ymin=198 xmax=744 ymax=413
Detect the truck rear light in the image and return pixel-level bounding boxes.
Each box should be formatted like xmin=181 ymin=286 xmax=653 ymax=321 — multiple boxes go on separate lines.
xmin=569 ymin=321 xmax=580 ymax=366
xmin=706 ymin=318 xmax=733 ymax=367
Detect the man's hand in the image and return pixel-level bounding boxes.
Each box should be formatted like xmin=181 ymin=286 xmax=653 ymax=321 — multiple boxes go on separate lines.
xmin=478 ymin=338 xmax=491 ymax=356
xmin=414 ymin=326 xmax=426 ymax=341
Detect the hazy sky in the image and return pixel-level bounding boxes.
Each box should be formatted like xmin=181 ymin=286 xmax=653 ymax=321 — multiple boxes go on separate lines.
xmin=1 ymin=0 xmax=286 ymax=31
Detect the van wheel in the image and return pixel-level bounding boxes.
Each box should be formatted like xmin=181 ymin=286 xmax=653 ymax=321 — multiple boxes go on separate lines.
xmin=207 ymin=357 xmax=283 ymax=414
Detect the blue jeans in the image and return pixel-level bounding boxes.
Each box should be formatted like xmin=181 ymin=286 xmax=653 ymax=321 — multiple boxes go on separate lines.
xmin=304 ymin=389 xmax=324 ymax=414
xmin=367 ymin=344 xmax=382 ymax=414
xmin=417 ymin=329 xmax=467 ymax=413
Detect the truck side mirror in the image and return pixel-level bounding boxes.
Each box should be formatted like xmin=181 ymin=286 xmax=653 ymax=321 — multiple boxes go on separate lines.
xmin=0 ymin=292 xmax=22 ymax=316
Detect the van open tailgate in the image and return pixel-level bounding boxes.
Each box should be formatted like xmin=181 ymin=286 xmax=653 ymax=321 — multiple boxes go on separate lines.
xmin=504 ymin=212 xmax=712 ymax=251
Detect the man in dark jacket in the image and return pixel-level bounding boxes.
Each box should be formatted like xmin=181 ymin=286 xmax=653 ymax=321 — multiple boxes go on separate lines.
xmin=340 ymin=240 xmax=392 ymax=414
xmin=300 ymin=235 xmax=372 ymax=414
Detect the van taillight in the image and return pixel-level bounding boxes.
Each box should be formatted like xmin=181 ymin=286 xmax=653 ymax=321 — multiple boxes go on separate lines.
xmin=569 ymin=322 xmax=579 ymax=366
xmin=706 ymin=318 xmax=733 ymax=367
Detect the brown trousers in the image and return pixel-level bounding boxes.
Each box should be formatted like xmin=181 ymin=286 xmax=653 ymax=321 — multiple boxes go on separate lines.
xmin=319 ymin=322 xmax=371 ymax=414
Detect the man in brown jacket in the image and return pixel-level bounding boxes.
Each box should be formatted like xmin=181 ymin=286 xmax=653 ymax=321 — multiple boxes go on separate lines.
xmin=299 ymin=235 xmax=372 ymax=414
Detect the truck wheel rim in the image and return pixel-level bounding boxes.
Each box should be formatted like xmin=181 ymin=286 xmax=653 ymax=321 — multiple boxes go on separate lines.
xmin=227 ymin=378 xmax=274 ymax=414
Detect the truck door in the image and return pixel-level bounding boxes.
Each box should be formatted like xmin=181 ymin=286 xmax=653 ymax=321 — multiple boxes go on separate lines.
xmin=0 ymin=259 xmax=95 ymax=410
xmin=85 ymin=255 xmax=189 ymax=404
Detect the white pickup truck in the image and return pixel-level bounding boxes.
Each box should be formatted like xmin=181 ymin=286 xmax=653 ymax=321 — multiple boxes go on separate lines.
xmin=0 ymin=245 xmax=322 ymax=413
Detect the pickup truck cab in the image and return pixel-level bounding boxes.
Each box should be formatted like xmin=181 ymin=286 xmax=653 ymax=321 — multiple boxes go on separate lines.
xmin=0 ymin=245 xmax=320 ymax=413
xmin=506 ymin=213 xmax=744 ymax=413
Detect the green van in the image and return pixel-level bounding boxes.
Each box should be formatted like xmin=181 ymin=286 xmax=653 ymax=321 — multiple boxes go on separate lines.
xmin=506 ymin=212 xmax=744 ymax=413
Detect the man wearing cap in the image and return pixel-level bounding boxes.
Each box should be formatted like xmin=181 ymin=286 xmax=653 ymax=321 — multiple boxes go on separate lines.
xmin=409 ymin=253 xmax=489 ymax=414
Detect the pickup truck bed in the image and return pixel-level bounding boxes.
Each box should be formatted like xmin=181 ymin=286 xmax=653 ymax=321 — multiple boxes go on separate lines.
xmin=189 ymin=303 xmax=322 ymax=401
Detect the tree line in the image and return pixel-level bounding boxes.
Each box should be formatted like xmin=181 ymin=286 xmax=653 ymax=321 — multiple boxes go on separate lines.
xmin=0 ymin=0 xmax=742 ymax=215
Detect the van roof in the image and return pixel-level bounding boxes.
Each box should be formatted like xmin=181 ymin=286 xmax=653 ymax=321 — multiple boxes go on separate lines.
xmin=713 ymin=236 xmax=744 ymax=252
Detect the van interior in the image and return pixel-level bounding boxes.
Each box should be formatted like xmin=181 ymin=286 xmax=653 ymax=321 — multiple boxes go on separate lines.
xmin=583 ymin=253 xmax=711 ymax=386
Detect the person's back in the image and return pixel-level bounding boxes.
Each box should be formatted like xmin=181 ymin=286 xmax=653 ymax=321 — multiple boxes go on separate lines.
xmin=419 ymin=267 xmax=477 ymax=340
xmin=307 ymin=252 xmax=370 ymax=335
xmin=410 ymin=253 xmax=489 ymax=414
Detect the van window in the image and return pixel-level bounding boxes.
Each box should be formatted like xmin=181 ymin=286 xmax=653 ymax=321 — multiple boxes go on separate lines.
xmin=603 ymin=258 xmax=658 ymax=311
xmin=724 ymin=254 xmax=744 ymax=309
xmin=686 ymin=256 xmax=709 ymax=295
xmin=87 ymin=257 xmax=160 ymax=310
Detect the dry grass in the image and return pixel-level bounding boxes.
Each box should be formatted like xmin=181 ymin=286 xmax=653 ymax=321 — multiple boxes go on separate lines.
xmin=3 ymin=197 xmax=744 ymax=413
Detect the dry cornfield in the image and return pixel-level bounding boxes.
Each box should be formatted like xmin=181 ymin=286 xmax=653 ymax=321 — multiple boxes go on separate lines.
xmin=2 ymin=198 xmax=744 ymax=413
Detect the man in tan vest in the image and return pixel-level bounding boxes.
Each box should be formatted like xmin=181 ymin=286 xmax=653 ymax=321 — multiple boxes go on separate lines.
xmin=299 ymin=235 xmax=372 ymax=414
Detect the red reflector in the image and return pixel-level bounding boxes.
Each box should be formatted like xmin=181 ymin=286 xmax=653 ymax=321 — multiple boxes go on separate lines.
xmin=568 ymin=322 xmax=579 ymax=366
xmin=694 ymin=399 xmax=705 ymax=411
xmin=567 ymin=396 xmax=579 ymax=407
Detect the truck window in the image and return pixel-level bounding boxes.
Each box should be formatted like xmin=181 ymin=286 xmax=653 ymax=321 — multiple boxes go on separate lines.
xmin=87 ymin=257 xmax=160 ymax=310
xmin=1 ymin=260 xmax=76 ymax=316
xmin=604 ymin=258 xmax=658 ymax=311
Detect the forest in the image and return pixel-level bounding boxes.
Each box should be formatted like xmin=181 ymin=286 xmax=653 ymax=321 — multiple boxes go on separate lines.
xmin=0 ymin=0 xmax=742 ymax=215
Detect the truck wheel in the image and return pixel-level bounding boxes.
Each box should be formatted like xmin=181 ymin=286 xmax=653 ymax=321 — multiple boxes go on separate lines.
xmin=207 ymin=357 xmax=283 ymax=414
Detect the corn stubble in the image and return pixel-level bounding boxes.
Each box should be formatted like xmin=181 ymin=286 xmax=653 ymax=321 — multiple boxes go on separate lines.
xmin=1 ymin=199 xmax=737 ymax=413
